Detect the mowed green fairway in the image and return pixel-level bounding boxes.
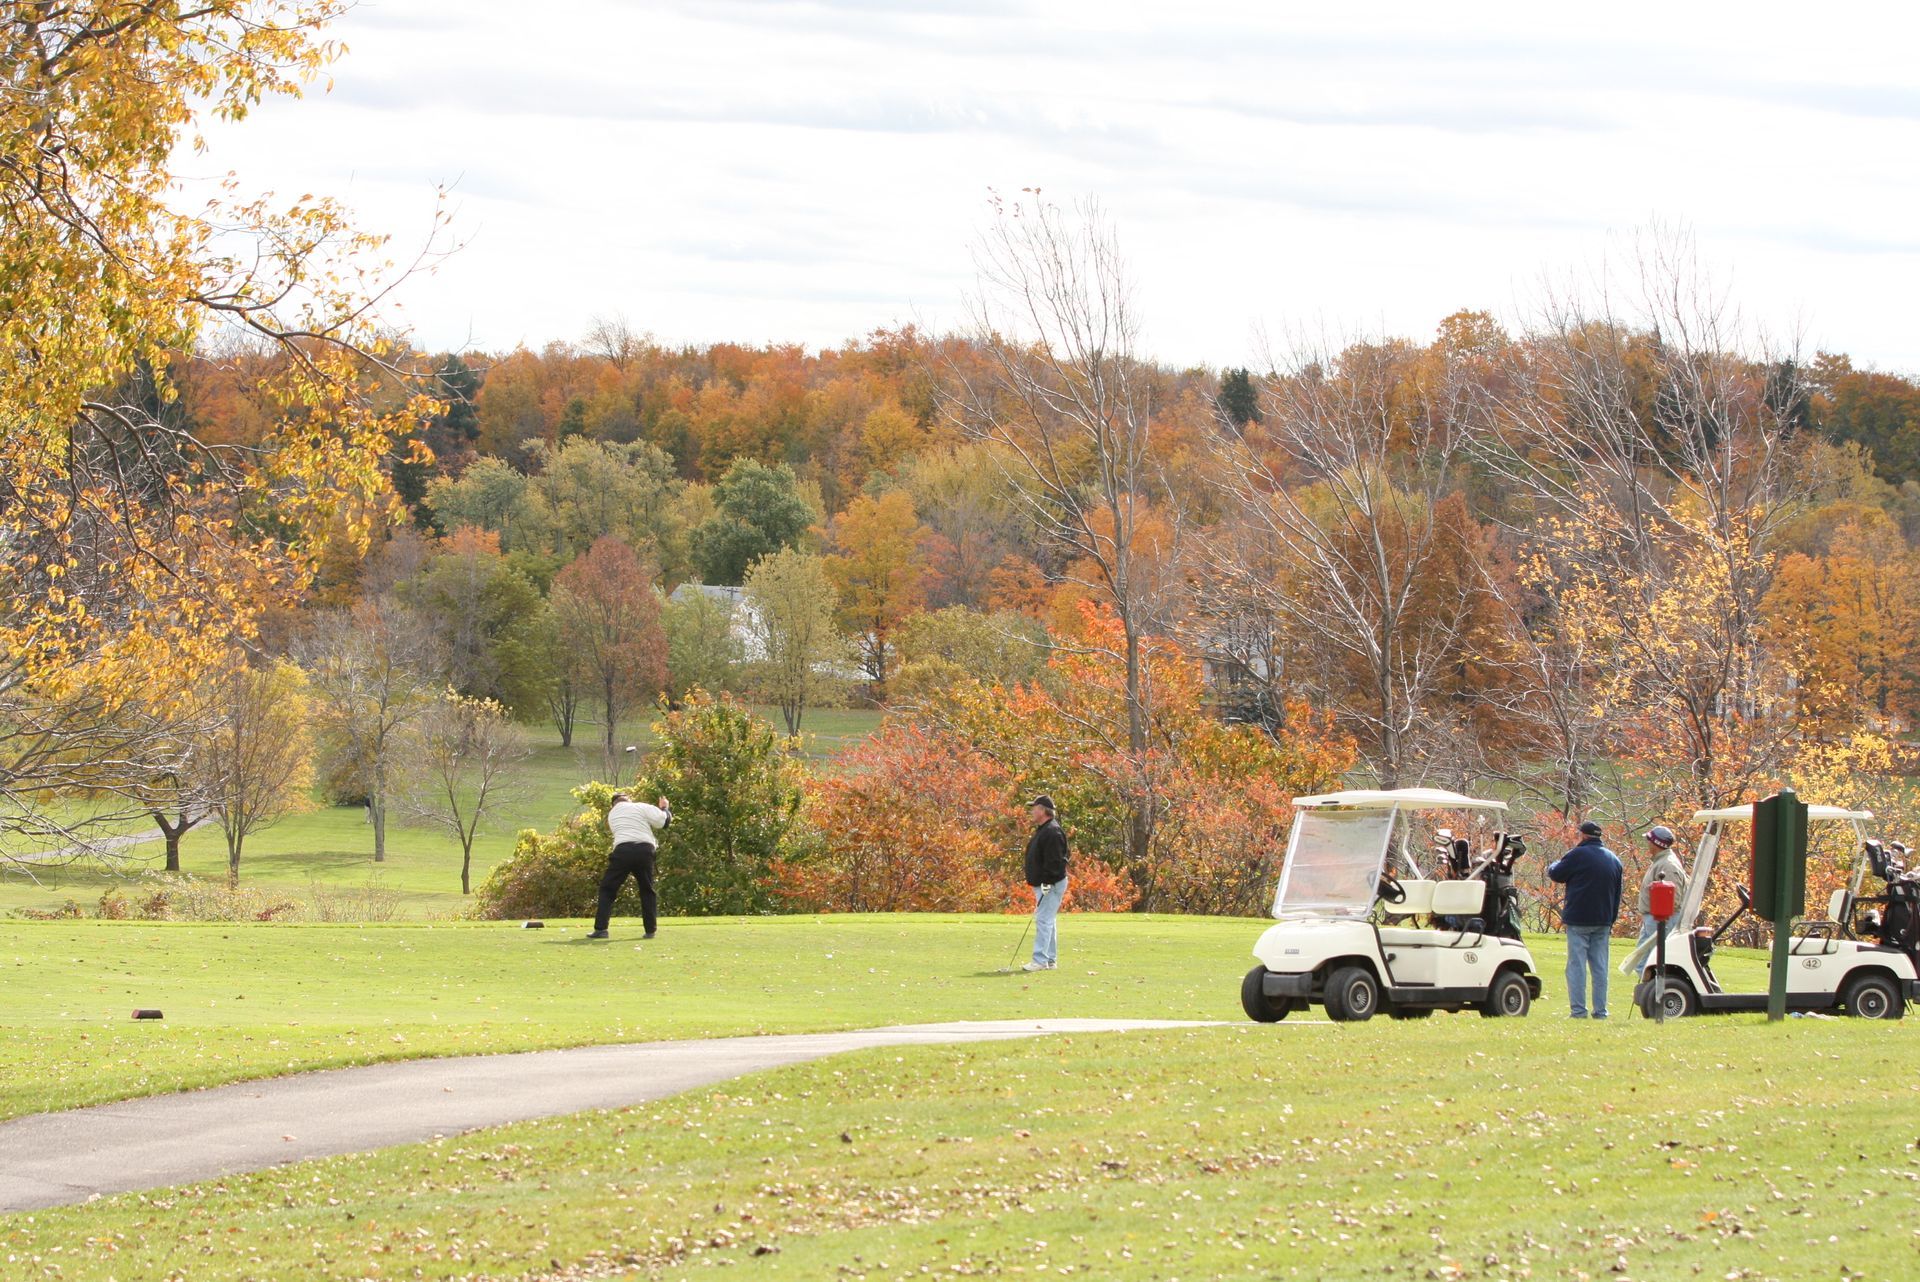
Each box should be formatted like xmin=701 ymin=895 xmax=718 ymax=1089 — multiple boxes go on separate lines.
xmin=0 ymin=707 xmax=883 ymax=919
xmin=2 ymin=917 xmax=1913 ymax=1282
xmin=0 ymin=914 xmax=1255 ymax=1121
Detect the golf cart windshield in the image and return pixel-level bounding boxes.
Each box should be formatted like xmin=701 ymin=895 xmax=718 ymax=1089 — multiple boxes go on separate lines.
xmin=1272 ymin=808 xmax=1396 ymax=918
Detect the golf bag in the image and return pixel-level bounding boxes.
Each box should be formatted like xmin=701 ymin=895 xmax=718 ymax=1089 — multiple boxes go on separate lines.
xmin=1433 ymin=833 xmax=1527 ymax=940
xmin=1873 ymin=875 xmax=1920 ymax=955
xmin=1861 ymin=841 xmax=1920 ymax=958
xmin=1479 ymin=834 xmax=1527 ymax=941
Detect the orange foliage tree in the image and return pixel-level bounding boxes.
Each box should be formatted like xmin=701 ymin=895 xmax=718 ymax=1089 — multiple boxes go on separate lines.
xmin=773 ymin=725 xmax=1133 ymax=913
xmin=825 ymin=490 xmax=932 ymax=695
xmin=551 ymin=537 xmax=668 ymax=764
xmin=919 ymin=603 xmax=1355 ymax=914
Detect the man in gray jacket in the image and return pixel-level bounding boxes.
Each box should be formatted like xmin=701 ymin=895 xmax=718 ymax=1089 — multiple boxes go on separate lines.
xmin=1635 ymin=825 xmax=1688 ymax=947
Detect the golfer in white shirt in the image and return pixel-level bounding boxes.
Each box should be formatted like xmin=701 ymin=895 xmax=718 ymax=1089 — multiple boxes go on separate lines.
xmin=589 ymin=793 xmax=671 ymax=940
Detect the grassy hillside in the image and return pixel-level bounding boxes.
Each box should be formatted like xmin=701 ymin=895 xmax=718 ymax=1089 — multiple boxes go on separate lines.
xmin=0 ymin=706 xmax=883 ymax=919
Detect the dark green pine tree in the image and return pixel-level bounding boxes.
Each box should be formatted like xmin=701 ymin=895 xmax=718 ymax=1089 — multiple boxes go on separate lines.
xmin=557 ymin=397 xmax=590 ymax=440
xmin=430 ymin=353 xmax=482 ymax=451
xmin=395 ymin=354 xmax=485 ymax=532
xmin=1217 ymin=367 xmax=1261 ymax=431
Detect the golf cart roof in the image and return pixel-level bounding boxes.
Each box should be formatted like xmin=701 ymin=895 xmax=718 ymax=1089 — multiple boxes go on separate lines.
xmin=1691 ymin=804 xmax=1874 ymax=823
xmin=1294 ymin=787 xmax=1507 ymax=813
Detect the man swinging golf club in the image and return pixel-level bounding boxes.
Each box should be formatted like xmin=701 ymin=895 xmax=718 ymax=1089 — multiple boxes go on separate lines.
xmin=1022 ymin=795 xmax=1070 ymax=972
xmin=588 ymin=792 xmax=671 ymax=941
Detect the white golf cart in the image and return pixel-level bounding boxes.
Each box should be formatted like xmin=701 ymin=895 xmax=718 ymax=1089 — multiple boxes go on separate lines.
xmin=1627 ymin=803 xmax=1920 ymax=1019
xmin=1240 ymin=788 xmax=1543 ymax=1023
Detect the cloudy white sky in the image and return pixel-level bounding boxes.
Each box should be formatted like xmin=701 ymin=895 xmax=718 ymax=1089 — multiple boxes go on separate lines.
xmin=194 ymin=0 xmax=1920 ymax=371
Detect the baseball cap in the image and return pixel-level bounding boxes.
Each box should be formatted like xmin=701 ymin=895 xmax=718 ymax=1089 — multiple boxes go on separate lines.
xmin=1647 ymin=825 xmax=1676 ymax=847
xmin=1028 ymin=794 xmax=1056 ymax=812
xmin=1578 ymin=820 xmax=1603 ymax=837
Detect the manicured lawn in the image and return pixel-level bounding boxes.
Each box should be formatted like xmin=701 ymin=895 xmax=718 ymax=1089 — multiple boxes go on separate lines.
xmin=4 ymin=981 xmax=1913 ymax=1280
xmin=0 ymin=706 xmax=883 ymax=919
xmin=0 ymin=913 xmax=1255 ymax=1121
xmin=0 ymin=913 xmax=1781 ymax=1125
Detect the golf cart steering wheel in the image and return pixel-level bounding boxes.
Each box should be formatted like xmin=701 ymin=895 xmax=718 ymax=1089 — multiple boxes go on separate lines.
xmin=1736 ymin=884 xmax=1752 ymax=910
xmin=1377 ymin=873 xmax=1406 ymax=904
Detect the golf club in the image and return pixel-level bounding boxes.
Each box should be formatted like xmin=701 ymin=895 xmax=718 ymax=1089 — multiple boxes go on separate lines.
xmin=995 ymin=913 xmax=1034 ymax=975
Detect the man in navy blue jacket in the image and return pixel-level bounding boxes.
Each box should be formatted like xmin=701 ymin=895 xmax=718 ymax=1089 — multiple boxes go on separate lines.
xmin=1548 ymin=820 xmax=1624 ymax=1018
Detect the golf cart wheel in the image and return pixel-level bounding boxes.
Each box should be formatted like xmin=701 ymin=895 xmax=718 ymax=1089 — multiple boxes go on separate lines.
xmin=1480 ymin=970 xmax=1531 ymax=1018
xmin=1637 ymin=976 xmax=1698 ymax=1020
xmin=1240 ymin=966 xmax=1295 ymax=1023
xmin=1843 ymin=973 xmax=1904 ymax=1020
xmin=1324 ymin=965 xmax=1380 ymax=1023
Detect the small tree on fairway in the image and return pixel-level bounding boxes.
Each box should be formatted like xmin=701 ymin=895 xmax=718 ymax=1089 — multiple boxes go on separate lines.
xmin=550 ymin=536 xmax=668 ymax=768
xmin=744 ymin=547 xmax=851 ymax=734
xmin=524 ymin=602 xmax=580 ymax=747
xmin=637 ymin=693 xmax=809 ymax=915
xmin=298 ymin=598 xmax=443 ymax=863
xmin=396 ymin=692 xmax=530 ymax=895
xmin=112 ymin=679 xmax=222 ymax=875
xmin=200 ymin=662 xmax=314 ymax=885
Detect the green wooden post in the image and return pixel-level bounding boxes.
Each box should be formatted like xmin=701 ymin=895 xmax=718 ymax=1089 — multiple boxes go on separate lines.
xmin=1752 ymin=789 xmax=1809 ymax=1023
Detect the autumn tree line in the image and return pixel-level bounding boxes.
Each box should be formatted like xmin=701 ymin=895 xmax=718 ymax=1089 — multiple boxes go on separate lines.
xmin=9 ymin=5 xmax=1920 ymax=921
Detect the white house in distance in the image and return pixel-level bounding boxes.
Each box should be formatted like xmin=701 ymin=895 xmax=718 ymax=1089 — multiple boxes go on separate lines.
xmin=667 ymin=583 xmax=767 ymax=662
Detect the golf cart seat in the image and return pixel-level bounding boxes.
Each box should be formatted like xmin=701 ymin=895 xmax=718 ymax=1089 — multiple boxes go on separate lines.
xmin=1391 ymin=879 xmax=1437 ymax=914
xmin=1432 ymin=880 xmax=1487 ymax=918
xmin=1797 ymin=888 xmax=1855 ymax=942
xmin=1377 ymin=880 xmax=1488 ymax=944
xmin=1379 ymin=881 xmax=1437 ymax=944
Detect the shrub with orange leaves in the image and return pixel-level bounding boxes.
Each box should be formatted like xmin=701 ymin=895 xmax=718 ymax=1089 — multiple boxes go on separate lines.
xmin=914 ymin=601 xmax=1356 ymax=915
xmin=772 ymin=724 xmax=1136 ymax=913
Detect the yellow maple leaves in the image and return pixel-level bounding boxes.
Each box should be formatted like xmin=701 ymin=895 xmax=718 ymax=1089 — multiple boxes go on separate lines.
xmin=1 ymin=3 xmax=428 ymax=823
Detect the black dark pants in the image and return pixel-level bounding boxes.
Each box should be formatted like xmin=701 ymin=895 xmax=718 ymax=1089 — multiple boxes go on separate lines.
xmin=595 ymin=841 xmax=657 ymax=934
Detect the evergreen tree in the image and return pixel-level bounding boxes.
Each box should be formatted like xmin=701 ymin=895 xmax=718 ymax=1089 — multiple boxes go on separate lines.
xmin=1217 ymin=367 xmax=1261 ymax=431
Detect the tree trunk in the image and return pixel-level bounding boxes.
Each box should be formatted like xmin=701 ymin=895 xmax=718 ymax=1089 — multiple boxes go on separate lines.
xmin=1121 ymin=615 xmax=1155 ymax=908
xmin=227 ymin=833 xmax=241 ymax=887
xmin=1375 ymin=659 xmax=1401 ymax=790
xmin=602 ymin=677 xmax=619 ymax=761
xmin=370 ymin=762 xmax=388 ymax=863
xmin=152 ymin=810 xmax=187 ymax=873
xmin=461 ymin=842 xmax=472 ymax=895
xmin=549 ymin=683 xmax=576 ymax=747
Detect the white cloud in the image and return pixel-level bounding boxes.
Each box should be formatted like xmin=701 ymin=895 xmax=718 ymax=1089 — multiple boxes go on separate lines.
xmin=190 ymin=0 xmax=1920 ymax=371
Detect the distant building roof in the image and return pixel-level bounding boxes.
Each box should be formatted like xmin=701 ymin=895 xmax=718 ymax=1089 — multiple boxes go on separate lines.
xmin=668 ymin=583 xmax=746 ymax=607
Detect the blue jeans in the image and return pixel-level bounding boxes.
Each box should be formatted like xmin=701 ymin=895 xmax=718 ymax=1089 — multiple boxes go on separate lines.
xmin=1032 ymin=879 xmax=1067 ymax=966
xmin=1636 ymin=915 xmax=1677 ymax=950
xmin=1565 ymin=925 xmax=1612 ymax=1018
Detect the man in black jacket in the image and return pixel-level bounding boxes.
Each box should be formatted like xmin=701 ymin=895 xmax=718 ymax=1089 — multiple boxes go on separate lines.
xmin=1022 ymin=795 xmax=1070 ymax=972
xmin=1548 ymin=820 xmax=1624 ymax=1018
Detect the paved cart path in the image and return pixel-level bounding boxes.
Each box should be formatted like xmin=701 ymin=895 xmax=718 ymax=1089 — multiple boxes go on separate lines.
xmin=0 ymin=1019 xmax=1233 ymax=1212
